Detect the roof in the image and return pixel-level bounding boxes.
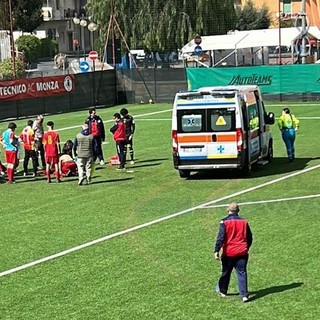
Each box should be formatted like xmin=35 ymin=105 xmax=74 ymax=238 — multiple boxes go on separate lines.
xmin=181 ymin=27 xmax=320 ymax=53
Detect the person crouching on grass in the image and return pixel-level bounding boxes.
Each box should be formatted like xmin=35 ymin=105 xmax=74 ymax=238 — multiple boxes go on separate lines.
xmin=110 ymin=113 xmax=126 ymax=171
xmin=43 ymin=121 xmax=61 ymax=183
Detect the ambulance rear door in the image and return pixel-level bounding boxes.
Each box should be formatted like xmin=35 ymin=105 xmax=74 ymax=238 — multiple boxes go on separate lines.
xmin=176 ymin=94 xmax=238 ymax=166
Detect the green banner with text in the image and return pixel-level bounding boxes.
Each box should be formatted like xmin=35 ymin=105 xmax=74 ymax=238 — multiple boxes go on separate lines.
xmin=186 ymin=64 xmax=320 ymax=94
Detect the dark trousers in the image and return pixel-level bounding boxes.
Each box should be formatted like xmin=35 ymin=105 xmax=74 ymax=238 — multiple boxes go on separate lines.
xmin=218 ymin=254 xmax=249 ymax=298
xmin=93 ymin=136 xmax=104 ymax=162
xmin=23 ymin=149 xmax=38 ymax=174
xmin=35 ymin=140 xmax=46 ymax=168
xmin=116 ymin=140 xmax=126 ymax=169
xmin=124 ymin=137 xmax=134 ymax=161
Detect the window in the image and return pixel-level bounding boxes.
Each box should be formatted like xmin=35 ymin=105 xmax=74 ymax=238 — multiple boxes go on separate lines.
xmin=209 ymin=109 xmax=235 ymax=132
xmin=180 ymin=114 xmax=202 ymax=132
xmin=248 ymin=104 xmax=259 ymax=130
xmin=283 ymin=0 xmax=292 ymax=14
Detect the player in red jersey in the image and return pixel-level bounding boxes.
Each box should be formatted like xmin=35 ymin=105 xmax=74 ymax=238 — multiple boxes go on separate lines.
xmin=43 ymin=121 xmax=61 ymax=183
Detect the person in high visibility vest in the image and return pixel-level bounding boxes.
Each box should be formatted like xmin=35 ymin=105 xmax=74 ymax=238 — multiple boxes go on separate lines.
xmin=278 ymin=107 xmax=300 ymax=162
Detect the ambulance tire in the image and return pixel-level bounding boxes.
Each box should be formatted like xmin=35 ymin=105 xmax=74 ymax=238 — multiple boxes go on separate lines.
xmin=265 ymin=140 xmax=273 ymax=163
xmin=179 ymin=170 xmax=190 ymax=179
xmin=240 ymin=153 xmax=251 ymax=176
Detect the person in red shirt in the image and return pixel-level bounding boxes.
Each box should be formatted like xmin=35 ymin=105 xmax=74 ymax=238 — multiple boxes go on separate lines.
xmin=213 ymin=202 xmax=253 ymax=302
xmin=110 ymin=113 xmax=126 ymax=171
xmin=20 ymin=120 xmax=37 ymax=177
xmin=43 ymin=121 xmax=61 ymax=183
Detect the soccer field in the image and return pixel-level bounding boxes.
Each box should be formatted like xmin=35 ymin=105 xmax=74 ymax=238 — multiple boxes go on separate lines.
xmin=0 ymin=102 xmax=320 ymax=319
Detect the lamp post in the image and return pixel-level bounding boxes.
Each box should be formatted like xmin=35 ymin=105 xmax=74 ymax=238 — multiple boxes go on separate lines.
xmin=73 ymin=17 xmax=88 ymax=60
xmin=88 ymin=21 xmax=98 ymax=50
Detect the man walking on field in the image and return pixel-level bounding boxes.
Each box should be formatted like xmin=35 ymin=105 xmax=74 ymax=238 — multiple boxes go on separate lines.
xmin=214 ymin=202 xmax=253 ymax=302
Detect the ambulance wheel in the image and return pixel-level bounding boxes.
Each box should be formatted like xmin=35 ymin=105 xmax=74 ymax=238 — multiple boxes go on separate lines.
xmin=266 ymin=141 xmax=273 ymax=163
xmin=179 ymin=170 xmax=190 ymax=178
xmin=241 ymin=154 xmax=251 ymax=176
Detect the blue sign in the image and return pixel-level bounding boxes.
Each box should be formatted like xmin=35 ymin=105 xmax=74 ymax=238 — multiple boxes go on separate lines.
xmin=194 ymin=45 xmax=203 ymax=56
xmin=80 ymin=61 xmax=90 ymax=73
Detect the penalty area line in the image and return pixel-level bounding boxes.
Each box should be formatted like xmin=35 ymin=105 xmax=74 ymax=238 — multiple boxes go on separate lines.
xmin=201 ymin=194 xmax=320 ymax=209
xmin=1 ymin=163 xmax=320 ymax=278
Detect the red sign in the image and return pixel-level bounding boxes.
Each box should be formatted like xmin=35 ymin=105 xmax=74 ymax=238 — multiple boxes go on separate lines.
xmin=89 ymin=50 xmax=98 ymax=61
xmin=0 ymin=75 xmax=75 ymax=101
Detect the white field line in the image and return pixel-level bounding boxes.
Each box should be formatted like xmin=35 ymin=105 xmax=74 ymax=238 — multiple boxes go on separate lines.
xmin=57 ymin=109 xmax=172 ymax=132
xmin=201 ymin=194 xmax=320 ymax=209
xmin=1 ymin=163 xmax=320 ymax=278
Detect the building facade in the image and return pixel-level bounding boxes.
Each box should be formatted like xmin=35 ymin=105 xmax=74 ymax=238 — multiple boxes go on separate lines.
xmin=236 ymin=1 xmax=320 ymax=27
xmin=40 ymin=0 xmax=96 ymax=53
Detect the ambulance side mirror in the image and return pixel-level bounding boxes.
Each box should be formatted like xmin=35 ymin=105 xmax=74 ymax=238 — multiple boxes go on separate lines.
xmin=265 ymin=112 xmax=275 ymax=125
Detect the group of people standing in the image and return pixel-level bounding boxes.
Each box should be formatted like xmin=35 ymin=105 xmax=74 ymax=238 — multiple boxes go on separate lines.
xmin=0 ymin=106 xmax=136 ymax=184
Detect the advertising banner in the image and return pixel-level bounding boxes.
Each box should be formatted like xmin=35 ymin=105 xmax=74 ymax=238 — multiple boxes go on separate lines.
xmin=0 ymin=75 xmax=75 ymax=101
xmin=186 ymin=64 xmax=320 ymax=94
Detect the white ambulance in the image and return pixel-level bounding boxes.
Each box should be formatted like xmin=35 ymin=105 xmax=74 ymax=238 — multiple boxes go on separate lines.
xmin=172 ymin=85 xmax=275 ymax=178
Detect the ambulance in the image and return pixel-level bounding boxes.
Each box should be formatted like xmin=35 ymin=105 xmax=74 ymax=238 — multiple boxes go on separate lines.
xmin=172 ymin=85 xmax=275 ymax=178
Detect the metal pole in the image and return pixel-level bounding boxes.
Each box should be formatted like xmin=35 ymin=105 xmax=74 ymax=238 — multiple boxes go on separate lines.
xmin=8 ymin=0 xmax=16 ymax=79
xmin=301 ymin=0 xmax=307 ymax=64
xmin=278 ymin=0 xmax=282 ymax=65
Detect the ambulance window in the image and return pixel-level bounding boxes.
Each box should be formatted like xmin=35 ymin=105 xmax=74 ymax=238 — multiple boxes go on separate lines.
xmin=248 ymin=104 xmax=259 ymax=130
xmin=209 ymin=109 xmax=235 ymax=132
xmin=179 ymin=112 xmax=203 ymax=132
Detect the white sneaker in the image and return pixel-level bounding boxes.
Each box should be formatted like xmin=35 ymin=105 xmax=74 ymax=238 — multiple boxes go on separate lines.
xmin=99 ymin=160 xmax=105 ymax=165
xmin=242 ymin=297 xmax=249 ymax=303
xmin=130 ymin=160 xmax=135 ymax=165
xmin=215 ymin=285 xmax=227 ymax=298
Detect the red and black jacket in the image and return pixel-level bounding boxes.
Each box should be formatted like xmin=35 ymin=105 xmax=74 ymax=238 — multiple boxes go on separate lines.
xmin=85 ymin=115 xmax=105 ymax=141
xmin=110 ymin=120 xmax=126 ymax=142
xmin=214 ymin=214 xmax=253 ymax=257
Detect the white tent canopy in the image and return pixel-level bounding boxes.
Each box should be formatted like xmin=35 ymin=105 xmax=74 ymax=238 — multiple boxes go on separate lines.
xmin=181 ymin=27 xmax=320 ymax=53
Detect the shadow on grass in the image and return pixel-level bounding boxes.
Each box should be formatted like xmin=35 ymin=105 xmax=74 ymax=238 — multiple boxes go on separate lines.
xmin=185 ymin=156 xmax=320 ymax=180
xmin=90 ymin=177 xmax=134 ymax=185
xmin=134 ymin=158 xmax=169 ymax=164
xmin=249 ymin=282 xmax=303 ymax=301
xmin=130 ymin=163 xmax=162 ymax=169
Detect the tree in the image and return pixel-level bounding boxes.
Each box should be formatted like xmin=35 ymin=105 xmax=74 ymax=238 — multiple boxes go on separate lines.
xmin=12 ymin=0 xmax=43 ymax=33
xmin=235 ymin=0 xmax=271 ymax=31
xmin=0 ymin=0 xmax=43 ymax=32
xmin=0 ymin=0 xmax=10 ymax=30
xmin=86 ymin=0 xmax=236 ymax=52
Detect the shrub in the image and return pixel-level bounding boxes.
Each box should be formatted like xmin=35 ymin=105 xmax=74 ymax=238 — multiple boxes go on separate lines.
xmin=0 ymin=57 xmax=26 ymax=80
xmin=40 ymin=38 xmax=59 ymax=58
xmin=15 ymin=35 xmax=41 ymax=63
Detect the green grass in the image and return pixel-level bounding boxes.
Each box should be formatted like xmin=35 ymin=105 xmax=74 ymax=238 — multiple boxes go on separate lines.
xmin=0 ymin=102 xmax=320 ymax=319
